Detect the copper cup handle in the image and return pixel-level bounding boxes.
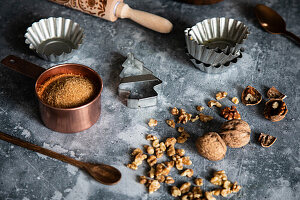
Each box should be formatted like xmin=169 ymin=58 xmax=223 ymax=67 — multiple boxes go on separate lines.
xmin=1 ymin=55 xmax=46 ymax=80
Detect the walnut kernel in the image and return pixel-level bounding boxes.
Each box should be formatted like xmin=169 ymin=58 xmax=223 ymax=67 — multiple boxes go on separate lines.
xmin=176 ymin=149 xmax=185 ymax=156
xmin=139 ymin=176 xmax=147 ymax=184
xmin=148 ymin=118 xmax=158 ymax=127
xmin=216 ymin=91 xmax=228 ymax=100
xmin=145 ymin=145 xmax=154 ymax=154
xmin=194 ymin=178 xmax=203 ymax=186
xmin=196 ymin=105 xmax=204 ymax=112
xmin=171 ymin=186 xmax=182 ymax=197
xmin=232 ymin=97 xmax=239 ymax=104
xmin=180 ymin=182 xmax=191 ymax=194
xmin=167 ymin=146 xmax=176 ymax=157
xmin=199 ymin=113 xmax=213 ymax=122
xmin=178 ymin=127 xmax=184 ymax=132
xmin=165 ymin=137 xmax=177 ymax=147
xmin=181 ymin=169 xmax=194 ymax=177
xmin=221 ymin=106 xmax=241 ymax=120
xmin=131 ymin=148 xmax=143 ymax=156
xmin=146 ymin=134 xmax=157 ymax=141
xmin=165 ymin=176 xmax=175 ymax=184
xmin=208 ymin=100 xmax=222 ymax=108
xmin=152 ymin=139 xmax=160 ymax=148
xmin=166 ymin=119 xmax=176 ymax=128
xmin=147 ymin=155 xmax=157 ymax=166
xmin=171 ymin=107 xmax=179 ymax=115
xmin=149 ymin=180 xmax=160 ymax=194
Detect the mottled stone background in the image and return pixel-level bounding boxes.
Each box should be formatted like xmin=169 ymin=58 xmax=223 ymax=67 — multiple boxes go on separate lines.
xmin=0 ymin=0 xmax=299 ymax=199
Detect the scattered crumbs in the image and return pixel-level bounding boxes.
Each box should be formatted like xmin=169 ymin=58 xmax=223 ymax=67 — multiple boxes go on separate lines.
xmin=50 ymin=191 xmax=63 ymax=200
xmin=43 ymin=143 xmax=68 ymax=154
xmin=21 ymin=129 xmax=31 ymax=138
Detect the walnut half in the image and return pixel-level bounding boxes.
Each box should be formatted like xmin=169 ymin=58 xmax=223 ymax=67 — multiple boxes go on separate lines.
xmin=241 ymin=86 xmax=262 ymax=106
xmin=264 ymin=99 xmax=288 ymax=122
xmin=258 ymin=133 xmax=277 ymax=147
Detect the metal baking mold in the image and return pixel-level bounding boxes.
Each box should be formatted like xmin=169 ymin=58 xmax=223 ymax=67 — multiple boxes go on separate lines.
xmin=186 ymin=50 xmax=243 ymax=74
xmin=185 ymin=17 xmax=249 ymax=55
xmin=118 ymin=53 xmax=162 ymax=108
xmin=25 ymin=17 xmax=84 ymax=62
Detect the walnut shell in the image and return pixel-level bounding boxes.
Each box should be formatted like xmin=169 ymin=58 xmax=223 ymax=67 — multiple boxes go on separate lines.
xmin=258 ymin=133 xmax=277 ymax=147
xmin=267 ymin=86 xmax=286 ymax=99
xmin=219 ymin=119 xmax=251 ymax=148
xmin=195 ymin=132 xmax=227 ymax=161
xmin=241 ymin=86 xmax=262 ymax=106
xmin=264 ymin=99 xmax=288 ymax=122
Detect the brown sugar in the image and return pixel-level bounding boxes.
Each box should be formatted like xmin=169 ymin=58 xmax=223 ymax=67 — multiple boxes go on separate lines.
xmin=38 ymin=74 xmax=96 ymax=108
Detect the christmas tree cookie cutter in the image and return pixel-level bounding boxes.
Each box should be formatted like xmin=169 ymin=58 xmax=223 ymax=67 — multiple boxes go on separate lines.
xmin=118 ymin=53 xmax=162 ymax=108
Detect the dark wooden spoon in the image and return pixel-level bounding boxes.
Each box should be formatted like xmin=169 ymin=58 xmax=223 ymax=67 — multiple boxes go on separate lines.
xmin=255 ymin=4 xmax=300 ymax=43
xmin=0 ymin=131 xmax=121 ymax=185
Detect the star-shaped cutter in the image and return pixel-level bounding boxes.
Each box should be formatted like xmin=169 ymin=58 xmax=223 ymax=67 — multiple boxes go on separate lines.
xmin=118 ymin=53 xmax=162 ymax=108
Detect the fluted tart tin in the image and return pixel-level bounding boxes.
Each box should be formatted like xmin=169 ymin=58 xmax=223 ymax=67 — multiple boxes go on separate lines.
xmin=25 ymin=17 xmax=84 ymax=62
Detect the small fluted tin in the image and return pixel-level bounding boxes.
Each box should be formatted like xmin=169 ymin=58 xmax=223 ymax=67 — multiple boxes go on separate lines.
xmin=185 ymin=18 xmax=249 ymax=55
xmin=25 ymin=17 xmax=84 ymax=62
xmin=186 ymin=50 xmax=243 ymax=74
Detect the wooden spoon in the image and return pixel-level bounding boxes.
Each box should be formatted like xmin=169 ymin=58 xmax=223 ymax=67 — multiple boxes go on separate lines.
xmin=0 ymin=131 xmax=121 ymax=185
xmin=255 ymin=4 xmax=300 ymax=43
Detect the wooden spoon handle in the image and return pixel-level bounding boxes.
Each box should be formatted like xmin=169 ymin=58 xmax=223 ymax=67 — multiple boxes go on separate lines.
xmin=115 ymin=3 xmax=173 ymax=33
xmin=0 ymin=131 xmax=85 ymax=169
xmin=284 ymin=31 xmax=300 ymax=44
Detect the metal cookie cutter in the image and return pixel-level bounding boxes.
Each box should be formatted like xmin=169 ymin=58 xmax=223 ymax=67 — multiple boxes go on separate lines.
xmin=118 ymin=53 xmax=162 ymax=108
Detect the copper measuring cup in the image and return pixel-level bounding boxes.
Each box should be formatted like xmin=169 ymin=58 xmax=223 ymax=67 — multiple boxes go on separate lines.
xmin=1 ymin=55 xmax=103 ymax=133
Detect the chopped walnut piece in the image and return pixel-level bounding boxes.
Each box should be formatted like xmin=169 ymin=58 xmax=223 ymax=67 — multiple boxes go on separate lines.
xmin=147 ymin=155 xmax=157 ymax=166
xmin=155 ymin=163 xmax=165 ymax=176
xmin=177 ymin=136 xmax=188 ymax=143
xmin=131 ymin=148 xmax=143 ymax=156
xmin=210 ymin=170 xmax=228 ymax=185
xmin=181 ymin=194 xmax=188 ymax=200
xmin=194 ymin=178 xmax=203 ymax=186
xmin=181 ymin=131 xmax=190 ymax=138
xmin=166 ymin=119 xmax=176 ymax=128
xmin=165 ymin=176 xmax=175 ymax=184
xmin=171 ymin=186 xmax=182 ymax=197
xmin=216 ymin=91 xmax=228 ymax=100
xmin=152 ymin=139 xmax=160 ymax=148
xmin=172 ymin=155 xmax=181 ymax=161
xmin=144 ymin=145 xmax=154 ymax=154
xmin=199 ymin=113 xmax=213 ymax=122
xmin=231 ymin=181 xmax=242 ymax=193
xmin=258 ymin=133 xmax=277 ymax=147
xmin=180 ymin=109 xmax=186 ymax=115
xmin=223 ymin=180 xmax=233 ymax=189
xmin=192 ymin=186 xmax=202 ymax=198
xmin=149 ymin=180 xmax=160 ymax=194
xmin=127 ymin=163 xmax=137 ymax=170
xmin=181 ymin=169 xmax=194 ymax=177
xmin=165 ymin=161 xmax=175 ymax=168
xmin=155 ymin=148 xmax=163 ymax=158
xmin=220 ymin=188 xmax=231 ymax=197
xmin=160 ymin=142 xmax=166 ymax=151
xmin=149 ymin=167 xmax=155 ymax=178
xmin=148 ymin=118 xmax=158 ymax=127
xmin=178 ymin=127 xmax=184 ymax=132
xmin=208 ymin=100 xmax=222 ymax=108
xmin=176 ymin=158 xmax=184 ymax=170
xmin=176 ymin=149 xmax=185 ymax=156
xmin=146 ymin=134 xmax=157 ymax=141
xmin=165 ymin=137 xmax=177 ymax=147
xmin=180 ymin=182 xmax=191 ymax=194
xmin=212 ymin=189 xmax=221 ymax=196
xmin=205 ymin=191 xmax=216 ymax=200
xmin=171 ymin=107 xmax=180 ymax=115
xmin=178 ymin=113 xmax=189 ymax=124
xmin=139 ymin=176 xmax=147 ymax=184
xmin=133 ymin=153 xmax=147 ymax=166
xmin=182 ymin=156 xmax=192 ymax=165
xmin=221 ymin=106 xmax=241 ymax=120
xmin=167 ymin=146 xmax=176 ymax=157
xmin=155 ymin=175 xmax=165 ymax=183
xmin=196 ymin=105 xmax=204 ymax=112
xmin=232 ymin=97 xmax=239 ymax=104
xmin=191 ymin=115 xmax=199 ymax=122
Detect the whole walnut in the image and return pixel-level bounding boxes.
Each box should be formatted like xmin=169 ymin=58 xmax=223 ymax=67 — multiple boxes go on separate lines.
xmin=219 ymin=119 xmax=251 ymax=148
xmin=195 ymin=132 xmax=227 ymax=161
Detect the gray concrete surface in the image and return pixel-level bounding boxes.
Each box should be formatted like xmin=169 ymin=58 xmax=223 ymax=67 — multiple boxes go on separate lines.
xmin=0 ymin=0 xmax=299 ymax=199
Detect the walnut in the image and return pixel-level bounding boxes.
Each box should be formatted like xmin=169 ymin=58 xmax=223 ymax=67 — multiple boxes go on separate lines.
xmin=232 ymin=97 xmax=239 ymax=104
xmin=178 ymin=113 xmax=189 ymax=124
xmin=178 ymin=127 xmax=185 ymax=132
xmin=220 ymin=188 xmax=231 ymax=197
xmin=205 ymin=191 xmax=216 ymax=200
xmin=212 ymin=189 xmax=221 ymax=196
xmin=171 ymin=186 xmax=182 ymax=197
xmin=194 ymin=178 xmax=203 ymax=186
xmin=165 ymin=176 xmax=175 ymax=184
xmin=172 ymin=155 xmax=181 ymax=161
xmin=147 ymin=155 xmax=157 ymax=166
xmin=208 ymin=100 xmax=222 ymax=108
xmin=210 ymin=170 xmax=228 ymax=185
xmin=165 ymin=160 xmax=175 ymax=168
xmin=155 ymin=163 xmax=165 ymax=176
xmin=160 ymin=142 xmax=166 ymax=151
xmin=258 ymin=133 xmax=277 ymax=147
xmin=176 ymin=149 xmax=185 ymax=156
xmin=127 ymin=163 xmax=137 ymax=170
xmin=146 ymin=134 xmax=157 ymax=141
xmin=181 ymin=169 xmax=194 ymax=177
xmin=166 ymin=119 xmax=176 ymax=128
xmin=267 ymin=86 xmax=286 ymax=99
xmin=192 ymin=186 xmax=203 ymax=198
xmin=221 ymin=106 xmax=241 ymax=120
xmin=181 ymin=131 xmax=190 ymax=138
xmin=139 ymin=176 xmax=147 ymax=184
xmin=167 ymin=146 xmax=176 ymax=157
xmin=264 ymin=99 xmax=288 ymax=122
xmin=148 ymin=118 xmax=158 ymax=127
xmin=195 ymin=132 xmax=227 ymax=161
xmin=171 ymin=107 xmax=180 ymax=115
xmin=149 ymin=167 xmax=155 ymax=178
xmin=180 ymin=182 xmax=191 ymax=194
xmin=132 ymin=153 xmax=147 ymax=166
xmin=181 ymin=194 xmax=188 ymax=200
xmin=152 ymin=139 xmax=160 ymax=148
xmin=191 ymin=115 xmax=199 ymax=122
xmin=176 ymin=158 xmax=184 ymax=170
xmin=223 ymin=180 xmax=233 ymax=189
xmin=177 ymin=136 xmax=188 ymax=143
xmin=219 ymin=119 xmax=251 ymax=148
xmin=180 ymin=109 xmax=186 ymax=115
xmin=231 ymin=181 xmax=242 ymax=193
xmin=196 ymin=105 xmax=204 ymax=112
xmin=144 ymin=145 xmax=154 ymax=154
xmin=155 ymin=175 xmax=165 ymax=183
xmin=241 ymin=86 xmax=262 ymax=106
xmin=131 ymin=148 xmax=143 ymax=156
xmin=216 ymin=91 xmax=228 ymax=100
xmin=148 ymin=180 xmax=160 ymax=194
xmin=165 ymin=137 xmax=177 ymax=147
xmin=155 ymin=148 xmax=163 ymax=158
xmin=182 ymin=156 xmax=192 ymax=165
xmin=199 ymin=113 xmax=213 ymax=122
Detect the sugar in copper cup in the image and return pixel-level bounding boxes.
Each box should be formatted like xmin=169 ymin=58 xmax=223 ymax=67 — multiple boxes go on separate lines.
xmin=1 ymin=55 xmax=103 ymax=133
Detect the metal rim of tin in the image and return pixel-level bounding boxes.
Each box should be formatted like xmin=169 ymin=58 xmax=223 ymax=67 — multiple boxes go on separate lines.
xmin=185 ymin=17 xmax=250 ymax=55
xmin=25 ymin=17 xmax=84 ymax=62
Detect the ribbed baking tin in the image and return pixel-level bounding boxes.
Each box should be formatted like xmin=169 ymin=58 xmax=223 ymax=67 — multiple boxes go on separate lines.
xmin=25 ymin=17 xmax=84 ymax=62
xmin=185 ymin=17 xmax=249 ymax=55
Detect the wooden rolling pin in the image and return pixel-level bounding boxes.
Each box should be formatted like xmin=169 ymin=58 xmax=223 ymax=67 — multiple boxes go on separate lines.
xmin=49 ymin=0 xmax=173 ymax=33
